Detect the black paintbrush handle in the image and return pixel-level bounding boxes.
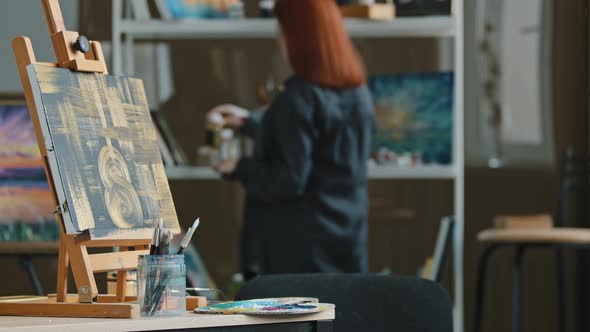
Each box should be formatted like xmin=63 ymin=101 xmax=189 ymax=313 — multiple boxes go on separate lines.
xmin=148 ymin=272 xmax=172 ymax=314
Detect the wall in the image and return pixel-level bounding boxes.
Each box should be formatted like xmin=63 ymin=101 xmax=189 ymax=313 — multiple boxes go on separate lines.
xmin=0 ymin=0 xmax=78 ymax=93
xmin=552 ymin=1 xmax=590 ymax=330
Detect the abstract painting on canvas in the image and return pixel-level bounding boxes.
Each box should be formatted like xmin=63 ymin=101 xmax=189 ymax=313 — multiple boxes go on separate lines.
xmin=27 ymin=65 xmax=180 ymax=236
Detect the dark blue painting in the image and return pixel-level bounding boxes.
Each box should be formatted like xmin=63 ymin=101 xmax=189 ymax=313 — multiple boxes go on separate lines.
xmin=163 ymin=0 xmax=239 ymax=18
xmin=369 ymin=72 xmax=454 ymax=165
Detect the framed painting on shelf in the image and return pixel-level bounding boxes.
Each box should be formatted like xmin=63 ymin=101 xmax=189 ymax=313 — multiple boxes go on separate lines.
xmin=368 ymin=71 xmax=454 ymax=167
xmin=0 ymin=97 xmax=58 ymax=242
xmin=155 ymin=0 xmax=242 ymax=19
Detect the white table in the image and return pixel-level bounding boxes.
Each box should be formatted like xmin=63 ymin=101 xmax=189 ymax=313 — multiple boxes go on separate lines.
xmin=0 ymin=309 xmax=335 ymax=331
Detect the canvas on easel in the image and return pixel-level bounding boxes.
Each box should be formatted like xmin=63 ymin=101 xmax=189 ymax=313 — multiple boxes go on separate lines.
xmin=27 ymin=64 xmax=180 ymax=237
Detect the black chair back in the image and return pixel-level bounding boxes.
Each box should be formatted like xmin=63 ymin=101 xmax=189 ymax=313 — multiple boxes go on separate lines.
xmin=237 ymin=273 xmax=453 ymax=332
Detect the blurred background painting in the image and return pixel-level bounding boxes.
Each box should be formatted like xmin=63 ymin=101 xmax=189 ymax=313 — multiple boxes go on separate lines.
xmin=0 ymin=102 xmax=58 ymax=241
xmin=369 ymin=72 xmax=454 ymax=166
xmin=157 ymin=0 xmax=242 ymax=19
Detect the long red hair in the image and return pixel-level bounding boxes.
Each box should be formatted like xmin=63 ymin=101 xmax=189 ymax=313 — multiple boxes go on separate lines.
xmin=274 ymin=0 xmax=366 ymax=89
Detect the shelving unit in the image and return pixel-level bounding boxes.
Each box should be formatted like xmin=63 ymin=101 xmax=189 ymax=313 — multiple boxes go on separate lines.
xmin=112 ymin=2 xmax=464 ymax=331
xmin=165 ymin=164 xmax=458 ymax=181
xmin=118 ymin=17 xmax=455 ymax=40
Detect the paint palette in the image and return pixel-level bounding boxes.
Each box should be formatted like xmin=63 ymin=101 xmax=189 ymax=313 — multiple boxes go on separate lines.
xmin=194 ymin=297 xmax=335 ymax=315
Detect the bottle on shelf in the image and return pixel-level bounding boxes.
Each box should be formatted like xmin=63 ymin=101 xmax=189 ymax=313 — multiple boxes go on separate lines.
xmin=219 ymin=129 xmax=241 ymax=161
xmin=228 ymin=1 xmax=244 ymax=19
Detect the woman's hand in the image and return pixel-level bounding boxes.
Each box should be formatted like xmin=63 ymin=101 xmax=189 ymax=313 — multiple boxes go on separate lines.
xmin=214 ymin=159 xmax=239 ymax=175
xmin=207 ymin=104 xmax=249 ymax=129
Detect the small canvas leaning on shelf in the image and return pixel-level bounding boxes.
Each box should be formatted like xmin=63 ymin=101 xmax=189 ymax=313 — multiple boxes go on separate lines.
xmin=156 ymin=0 xmax=243 ymax=19
xmin=0 ymin=101 xmax=59 ymax=241
xmin=369 ymin=71 xmax=454 ymax=166
xmin=393 ymin=0 xmax=452 ymax=17
xmin=151 ymin=110 xmax=189 ymax=167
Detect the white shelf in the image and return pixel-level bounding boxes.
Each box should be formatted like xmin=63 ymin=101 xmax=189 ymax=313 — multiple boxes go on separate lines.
xmin=120 ymin=17 xmax=455 ymax=40
xmin=368 ymin=164 xmax=456 ymax=179
xmin=166 ymin=166 xmax=219 ymax=180
xmin=165 ymin=165 xmax=456 ymax=180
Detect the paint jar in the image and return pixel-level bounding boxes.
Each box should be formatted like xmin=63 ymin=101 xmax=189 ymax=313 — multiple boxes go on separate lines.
xmin=206 ymin=121 xmax=223 ymax=149
xmin=259 ymin=0 xmax=274 ymax=17
xmin=228 ymin=1 xmax=244 ymax=19
xmin=137 ymin=255 xmax=186 ymax=317
xmin=219 ymin=129 xmax=240 ymax=161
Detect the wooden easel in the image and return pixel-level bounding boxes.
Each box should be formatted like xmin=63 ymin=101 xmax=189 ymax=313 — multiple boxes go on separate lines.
xmin=0 ymin=0 xmax=205 ymax=318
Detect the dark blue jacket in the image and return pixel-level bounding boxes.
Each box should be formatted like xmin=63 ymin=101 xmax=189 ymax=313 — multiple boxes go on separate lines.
xmin=234 ymin=76 xmax=375 ymax=278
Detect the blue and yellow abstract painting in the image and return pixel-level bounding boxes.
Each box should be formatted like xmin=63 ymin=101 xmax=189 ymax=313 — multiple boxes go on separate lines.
xmin=164 ymin=0 xmax=240 ymax=19
xmin=27 ymin=64 xmax=180 ymax=236
xmin=369 ymin=72 xmax=454 ymax=165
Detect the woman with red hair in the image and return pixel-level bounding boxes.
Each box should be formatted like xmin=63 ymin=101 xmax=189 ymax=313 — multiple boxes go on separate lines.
xmin=209 ymin=0 xmax=374 ymax=279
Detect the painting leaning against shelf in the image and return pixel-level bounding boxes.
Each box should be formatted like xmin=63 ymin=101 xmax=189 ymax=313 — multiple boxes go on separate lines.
xmin=157 ymin=0 xmax=242 ymax=19
xmin=0 ymin=102 xmax=59 ymax=241
xmin=368 ymin=71 xmax=454 ymax=167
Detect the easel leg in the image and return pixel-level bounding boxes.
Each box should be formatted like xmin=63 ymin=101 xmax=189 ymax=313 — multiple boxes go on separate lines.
xmin=56 ymin=235 xmax=69 ymax=302
xmin=116 ymin=247 xmax=128 ymax=302
xmin=64 ymin=235 xmax=98 ymax=297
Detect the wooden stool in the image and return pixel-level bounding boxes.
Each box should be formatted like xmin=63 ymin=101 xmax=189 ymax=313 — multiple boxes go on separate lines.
xmin=473 ymin=149 xmax=589 ymax=332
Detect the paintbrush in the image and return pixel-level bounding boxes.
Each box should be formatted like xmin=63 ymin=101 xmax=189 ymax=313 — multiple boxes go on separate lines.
xmin=153 ymin=218 xmax=164 ymax=255
xmin=149 ymin=220 xmax=161 ymax=255
xmin=159 ymin=230 xmax=173 ymax=256
xmin=149 ymin=218 xmax=198 ymax=314
xmin=177 ymin=218 xmax=200 ymax=255
xmin=145 ymin=218 xmax=165 ymax=312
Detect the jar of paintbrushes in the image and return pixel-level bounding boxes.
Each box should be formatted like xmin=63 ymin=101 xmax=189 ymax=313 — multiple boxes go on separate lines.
xmin=137 ymin=254 xmax=185 ymax=317
xmin=137 ymin=218 xmax=200 ymax=317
